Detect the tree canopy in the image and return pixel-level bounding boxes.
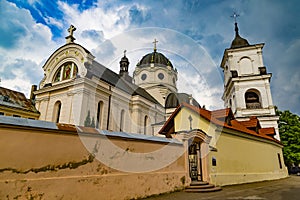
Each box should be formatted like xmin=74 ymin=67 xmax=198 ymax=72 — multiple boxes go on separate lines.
xmin=277 ymin=109 xmax=300 ymax=167
xmin=84 ymin=110 xmax=95 ymax=128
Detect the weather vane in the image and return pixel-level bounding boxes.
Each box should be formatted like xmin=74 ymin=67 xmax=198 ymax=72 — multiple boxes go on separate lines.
xmin=231 ymin=12 xmax=240 ymax=23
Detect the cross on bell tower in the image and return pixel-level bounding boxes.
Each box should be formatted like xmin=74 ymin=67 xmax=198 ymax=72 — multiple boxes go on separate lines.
xmin=230 ymin=12 xmax=239 ymax=23
xmin=65 ymin=25 xmax=76 ymax=44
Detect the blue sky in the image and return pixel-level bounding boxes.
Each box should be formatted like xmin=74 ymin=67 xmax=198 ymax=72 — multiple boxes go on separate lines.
xmin=1 ymin=0 xmax=300 ymax=115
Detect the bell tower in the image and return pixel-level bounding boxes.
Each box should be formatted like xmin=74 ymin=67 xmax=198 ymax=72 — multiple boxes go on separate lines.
xmin=220 ymin=16 xmax=280 ymax=140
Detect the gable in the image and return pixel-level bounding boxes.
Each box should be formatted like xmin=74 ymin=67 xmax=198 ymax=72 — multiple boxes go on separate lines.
xmin=40 ymin=43 xmax=94 ymax=88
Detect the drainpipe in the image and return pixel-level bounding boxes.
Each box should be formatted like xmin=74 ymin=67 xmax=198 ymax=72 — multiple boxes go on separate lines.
xmin=106 ymin=86 xmax=112 ymax=130
xmin=30 ymin=85 xmax=37 ymax=103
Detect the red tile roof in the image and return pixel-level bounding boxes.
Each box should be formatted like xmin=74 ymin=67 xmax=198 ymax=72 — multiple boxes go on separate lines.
xmin=211 ymin=108 xmax=232 ymax=119
xmin=259 ymin=127 xmax=276 ymax=136
xmin=0 ymin=87 xmax=39 ymax=113
xmin=57 ymin=123 xmax=77 ymax=132
xmin=239 ymin=117 xmax=259 ymax=128
xmin=159 ymin=102 xmax=281 ymax=144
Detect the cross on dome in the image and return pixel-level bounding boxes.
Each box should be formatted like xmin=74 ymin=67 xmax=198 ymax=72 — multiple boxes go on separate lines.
xmin=153 ymin=38 xmax=158 ymax=52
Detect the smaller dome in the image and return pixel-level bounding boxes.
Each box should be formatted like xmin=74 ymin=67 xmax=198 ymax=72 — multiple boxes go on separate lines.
xmin=230 ymin=22 xmax=250 ymax=49
xmin=165 ymin=93 xmax=200 ymax=108
xmin=137 ymin=51 xmax=173 ymax=68
xmin=231 ymin=35 xmax=250 ymax=48
xmin=121 ymin=55 xmax=129 ymax=62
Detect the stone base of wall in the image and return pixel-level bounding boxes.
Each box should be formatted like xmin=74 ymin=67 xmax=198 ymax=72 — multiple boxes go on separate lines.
xmin=209 ymin=170 xmax=289 ymax=186
xmin=0 ymin=170 xmax=186 ymax=200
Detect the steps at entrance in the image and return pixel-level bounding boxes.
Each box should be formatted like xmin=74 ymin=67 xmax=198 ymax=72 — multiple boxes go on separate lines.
xmin=190 ymin=181 xmax=209 ymax=186
xmin=185 ymin=181 xmax=222 ymax=193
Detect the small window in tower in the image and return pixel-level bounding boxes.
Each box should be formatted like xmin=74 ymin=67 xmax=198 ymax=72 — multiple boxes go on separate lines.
xmin=158 ymin=73 xmax=164 ymax=80
xmin=141 ymin=74 xmax=147 ymax=81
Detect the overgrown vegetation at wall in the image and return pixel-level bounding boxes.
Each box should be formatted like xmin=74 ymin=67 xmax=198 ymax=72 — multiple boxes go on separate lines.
xmin=277 ymin=109 xmax=300 ymax=171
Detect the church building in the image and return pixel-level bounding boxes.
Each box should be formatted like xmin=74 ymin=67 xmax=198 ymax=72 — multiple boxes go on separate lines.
xmin=0 ymin=19 xmax=289 ymax=198
xmin=33 ymin=25 xmax=199 ymax=135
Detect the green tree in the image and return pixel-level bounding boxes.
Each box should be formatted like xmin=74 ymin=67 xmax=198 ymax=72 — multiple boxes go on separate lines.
xmin=277 ymin=109 xmax=300 ymax=167
xmin=84 ymin=110 xmax=92 ymax=127
xmin=84 ymin=111 xmax=96 ymax=128
xmin=91 ymin=117 xmax=95 ymax=128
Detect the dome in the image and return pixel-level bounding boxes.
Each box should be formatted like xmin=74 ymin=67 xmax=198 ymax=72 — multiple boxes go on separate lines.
xmin=231 ymin=35 xmax=250 ymax=49
xmin=230 ymin=22 xmax=250 ymax=49
xmin=136 ymin=51 xmax=173 ymax=68
xmin=165 ymin=93 xmax=200 ymax=108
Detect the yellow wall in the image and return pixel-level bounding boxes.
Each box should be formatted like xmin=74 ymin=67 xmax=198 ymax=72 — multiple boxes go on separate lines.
xmin=0 ymin=125 xmax=186 ymax=199
xmin=0 ymin=106 xmax=39 ymax=119
xmin=209 ymin=131 xmax=288 ymax=185
xmin=173 ymin=107 xmax=288 ymax=186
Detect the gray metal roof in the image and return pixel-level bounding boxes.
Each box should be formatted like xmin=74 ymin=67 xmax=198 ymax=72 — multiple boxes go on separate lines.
xmin=85 ymin=60 xmax=160 ymax=105
xmin=0 ymin=115 xmax=57 ymax=129
xmin=100 ymin=130 xmax=182 ymax=144
xmin=0 ymin=116 xmax=181 ymax=144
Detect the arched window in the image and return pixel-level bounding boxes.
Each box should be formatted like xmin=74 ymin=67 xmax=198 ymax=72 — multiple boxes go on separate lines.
xmin=239 ymin=57 xmax=253 ymax=75
xmin=245 ymin=90 xmax=261 ymax=109
xmin=53 ymin=101 xmax=62 ymax=123
xmin=96 ymin=101 xmax=103 ymax=129
xmin=53 ymin=62 xmax=78 ymax=83
xmin=144 ymin=115 xmax=148 ymax=135
xmin=120 ymin=110 xmax=125 ymax=132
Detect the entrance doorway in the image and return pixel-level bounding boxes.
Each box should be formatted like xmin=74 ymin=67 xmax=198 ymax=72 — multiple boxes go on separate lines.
xmin=188 ymin=142 xmax=202 ymax=181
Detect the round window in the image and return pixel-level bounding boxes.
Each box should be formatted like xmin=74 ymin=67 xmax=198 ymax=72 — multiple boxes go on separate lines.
xmin=141 ymin=74 xmax=147 ymax=81
xmin=158 ymin=73 xmax=164 ymax=80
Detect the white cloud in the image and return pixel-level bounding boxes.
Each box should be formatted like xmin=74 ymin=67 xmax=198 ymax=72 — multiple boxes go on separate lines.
xmin=44 ymin=16 xmax=64 ymax=28
xmin=57 ymin=1 xmax=133 ymax=50
xmin=0 ymin=1 xmax=57 ymax=97
xmin=2 ymin=0 xmax=299 ymax=114
xmin=92 ymin=27 xmax=224 ymax=110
